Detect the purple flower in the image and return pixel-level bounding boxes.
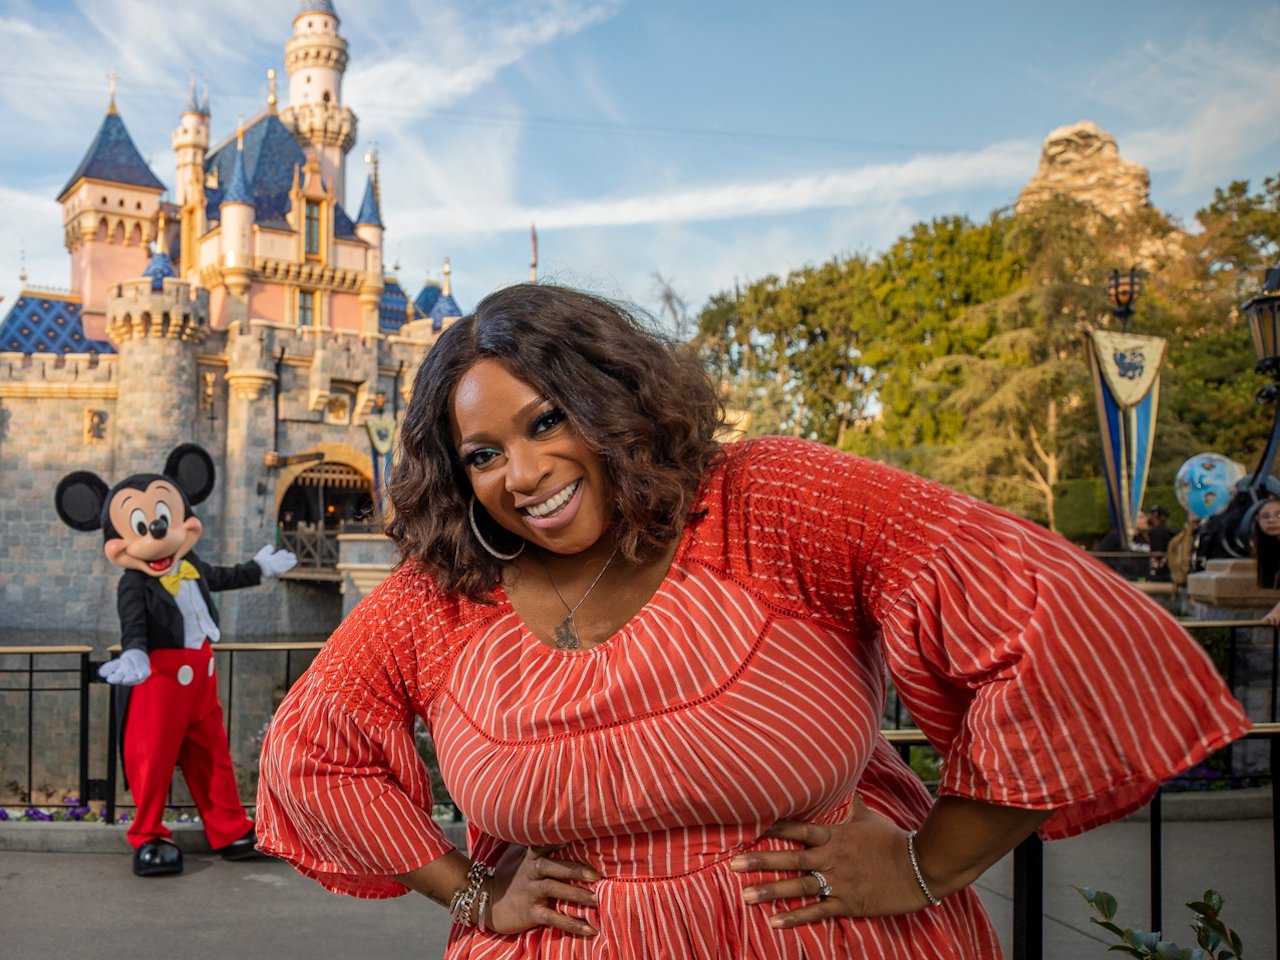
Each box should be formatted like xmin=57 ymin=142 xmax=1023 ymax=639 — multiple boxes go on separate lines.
xmin=0 ymin=809 xmax=9 ymax=821
xmin=24 ymin=808 xmax=53 ymax=822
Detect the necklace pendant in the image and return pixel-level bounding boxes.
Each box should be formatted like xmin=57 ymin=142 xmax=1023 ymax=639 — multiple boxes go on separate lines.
xmin=553 ymin=617 xmax=580 ymax=650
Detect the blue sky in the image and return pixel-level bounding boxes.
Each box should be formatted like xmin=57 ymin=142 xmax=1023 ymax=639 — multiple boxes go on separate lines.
xmin=1 ymin=0 xmax=1278 ymax=325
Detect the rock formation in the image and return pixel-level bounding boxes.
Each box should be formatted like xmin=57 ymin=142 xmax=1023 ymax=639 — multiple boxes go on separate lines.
xmin=1015 ymin=121 xmax=1151 ymax=220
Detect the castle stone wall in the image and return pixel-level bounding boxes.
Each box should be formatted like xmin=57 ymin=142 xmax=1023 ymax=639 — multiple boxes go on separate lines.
xmin=0 ymin=352 xmax=121 ymax=642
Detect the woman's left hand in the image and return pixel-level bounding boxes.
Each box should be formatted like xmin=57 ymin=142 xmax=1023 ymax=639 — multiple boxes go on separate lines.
xmin=728 ymin=795 xmax=933 ymax=928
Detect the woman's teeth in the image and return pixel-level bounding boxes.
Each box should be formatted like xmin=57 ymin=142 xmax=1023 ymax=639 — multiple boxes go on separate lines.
xmin=525 ymin=480 xmax=579 ymax=518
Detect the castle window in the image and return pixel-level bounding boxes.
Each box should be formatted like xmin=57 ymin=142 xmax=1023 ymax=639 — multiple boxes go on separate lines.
xmin=305 ymin=201 xmax=321 ymax=256
xmin=298 ymin=289 xmax=315 ymax=327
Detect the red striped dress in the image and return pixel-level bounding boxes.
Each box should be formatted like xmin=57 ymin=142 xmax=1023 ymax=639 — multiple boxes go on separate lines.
xmin=256 ymin=436 xmax=1249 ymax=959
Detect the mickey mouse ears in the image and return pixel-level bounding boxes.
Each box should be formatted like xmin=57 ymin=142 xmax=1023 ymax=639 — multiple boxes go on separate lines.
xmin=54 ymin=472 xmax=110 ymax=531
xmin=53 ymin=443 xmax=217 ymax=532
xmin=164 ymin=443 xmax=215 ymax=505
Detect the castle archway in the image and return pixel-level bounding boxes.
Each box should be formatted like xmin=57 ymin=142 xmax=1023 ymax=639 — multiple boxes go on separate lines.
xmin=278 ymin=460 xmax=374 ymax=531
xmin=275 ymin=453 xmax=374 ymax=576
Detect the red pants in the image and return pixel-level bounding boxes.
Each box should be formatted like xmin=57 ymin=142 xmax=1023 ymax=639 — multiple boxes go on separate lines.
xmin=123 ymin=642 xmax=253 ymax=850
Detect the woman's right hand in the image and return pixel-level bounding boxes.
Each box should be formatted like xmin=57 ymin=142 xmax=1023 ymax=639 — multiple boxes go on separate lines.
xmin=486 ymin=844 xmax=600 ymax=937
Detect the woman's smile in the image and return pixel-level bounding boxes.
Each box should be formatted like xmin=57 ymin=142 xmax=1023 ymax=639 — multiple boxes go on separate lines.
xmin=520 ymin=479 xmax=582 ymax=523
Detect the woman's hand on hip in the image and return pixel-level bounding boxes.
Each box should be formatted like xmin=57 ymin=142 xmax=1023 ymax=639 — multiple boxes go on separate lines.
xmin=487 ymin=843 xmax=600 ymax=937
xmin=728 ymin=796 xmax=932 ymax=927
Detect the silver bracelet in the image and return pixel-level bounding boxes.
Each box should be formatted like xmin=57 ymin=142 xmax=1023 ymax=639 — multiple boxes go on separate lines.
xmin=906 ymin=830 xmax=942 ymax=907
xmin=449 ymin=859 xmax=495 ymax=926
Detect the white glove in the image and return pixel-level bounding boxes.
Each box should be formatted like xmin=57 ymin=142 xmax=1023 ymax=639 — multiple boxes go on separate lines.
xmin=254 ymin=544 xmax=298 ymax=578
xmin=99 ymin=648 xmax=151 ymax=686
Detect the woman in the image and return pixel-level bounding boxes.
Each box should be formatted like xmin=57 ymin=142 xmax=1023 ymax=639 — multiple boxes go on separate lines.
xmin=257 ymin=283 xmax=1248 ymax=958
xmin=1254 ymin=498 xmax=1280 ymax=624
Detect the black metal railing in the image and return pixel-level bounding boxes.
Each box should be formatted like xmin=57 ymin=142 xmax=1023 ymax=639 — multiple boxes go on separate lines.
xmin=1 ymin=628 xmax=1275 ymax=959
xmin=99 ymin=641 xmax=324 ymax=823
xmin=0 ymin=646 xmax=95 ymax=813
xmin=278 ymin=524 xmax=341 ymax=570
xmin=882 ymin=724 xmax=1278 ymax=960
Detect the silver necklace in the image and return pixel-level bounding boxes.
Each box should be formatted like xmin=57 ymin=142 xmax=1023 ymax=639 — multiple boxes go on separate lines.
xmin=543 ymin=546 xmax=620 ymax=650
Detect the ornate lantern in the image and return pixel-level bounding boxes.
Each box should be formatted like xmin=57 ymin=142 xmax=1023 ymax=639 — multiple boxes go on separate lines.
xmin=1107 ymin=267 xmax=1142 ymax=333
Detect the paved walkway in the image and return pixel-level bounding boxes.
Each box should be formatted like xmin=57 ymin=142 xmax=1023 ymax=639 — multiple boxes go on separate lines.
xmin=0 ymin=813 xmax=1272 ymax=959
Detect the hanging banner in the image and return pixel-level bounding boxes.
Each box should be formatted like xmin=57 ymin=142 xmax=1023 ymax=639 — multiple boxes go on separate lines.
xmin=366 ymin=415 xmax=397 ymax=523
xmin=1085 ymin=329 xmax=1167 ymax=550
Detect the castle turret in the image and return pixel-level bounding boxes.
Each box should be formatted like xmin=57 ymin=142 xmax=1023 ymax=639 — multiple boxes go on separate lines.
xmin=59 ymin=86 xmax=167 ymax=341
xmin=279 ymin=0 xmax=357 ymax=206
xmin=172 ymin=72 xmax=210 ymax=279
xmin=219 ymin=122 xmax=256 ymax=300
xmin=429 ymin=258 xmax=462 ymax=331
xmin=105 ymin=209 xmax=211 ymax=465
xmin=354 ymin=153 xmax=383 ymax=256
xmin=354 ymin=150 xmax=384 ymax=333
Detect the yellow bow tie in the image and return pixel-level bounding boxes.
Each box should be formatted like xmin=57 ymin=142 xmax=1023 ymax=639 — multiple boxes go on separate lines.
xmin=159 ymin=560 xmax=200 ymax=597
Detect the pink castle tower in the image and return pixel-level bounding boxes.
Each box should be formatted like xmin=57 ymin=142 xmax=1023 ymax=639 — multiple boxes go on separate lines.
xmin=57 ymin=77 xmax=167 ymax=342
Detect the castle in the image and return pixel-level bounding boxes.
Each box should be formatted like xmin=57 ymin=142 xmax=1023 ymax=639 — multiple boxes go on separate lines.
xmin=0 ymin=0 xmax=471 ymax=640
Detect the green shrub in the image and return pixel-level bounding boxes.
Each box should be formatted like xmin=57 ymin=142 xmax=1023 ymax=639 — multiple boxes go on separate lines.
xmin=1075 ymin=886 xmax=1244 ymax=958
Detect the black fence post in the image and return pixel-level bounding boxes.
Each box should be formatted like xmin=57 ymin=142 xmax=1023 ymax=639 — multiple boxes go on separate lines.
xmin=25 ymin=652 xmax=35 ymax=807
xmin=78 ymin=651 xmax=91 ymax=807
xmin=1012 ymin=834 xmax=1044 ymax=960
xmin=1273 ymin=734 xmax=1279 ymax=960
xmin=1149 ymin=787 xmax=1162 ymax=937
xmin=106 ymin=685 xmax=118 ymax=824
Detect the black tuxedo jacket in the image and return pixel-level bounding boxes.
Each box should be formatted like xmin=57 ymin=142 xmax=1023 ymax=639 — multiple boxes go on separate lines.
xmin=116 ymin=551 xmax=262 ymax=654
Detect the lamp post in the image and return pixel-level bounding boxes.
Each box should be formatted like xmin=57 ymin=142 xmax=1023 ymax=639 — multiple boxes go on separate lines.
xmin=1108 ymin=267 xmax=1142 ymax=333
xmin=1241 ymin=265 xmax=1280 ymax=488
xmin=1211 ymin=265 xmax=1280 ymax=558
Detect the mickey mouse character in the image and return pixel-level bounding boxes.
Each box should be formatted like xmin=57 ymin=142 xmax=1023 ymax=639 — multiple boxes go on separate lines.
xmin=55 ymin=443 xmax=297 ymax=877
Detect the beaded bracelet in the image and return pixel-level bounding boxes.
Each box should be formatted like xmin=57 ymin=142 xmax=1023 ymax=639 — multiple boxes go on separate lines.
xmin=906 ymin=830 xmax=942 ymax=907
xmin=448 ymin=859 xmax=496 ymax=927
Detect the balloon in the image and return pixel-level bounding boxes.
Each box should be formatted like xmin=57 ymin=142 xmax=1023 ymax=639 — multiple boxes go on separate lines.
xmin=1174 ymin=454 xmax=1248 ymax=519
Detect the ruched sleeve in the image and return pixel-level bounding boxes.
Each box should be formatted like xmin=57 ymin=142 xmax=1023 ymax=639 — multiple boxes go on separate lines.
xmin=873 ymin=497 xmax=1251 ymax=839
xmin=255 ymin=565 xmax=467 ymax=897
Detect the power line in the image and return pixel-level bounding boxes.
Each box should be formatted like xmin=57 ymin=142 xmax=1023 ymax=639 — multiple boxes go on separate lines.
xmin=0 ymin=75 xmax=952 ymax=153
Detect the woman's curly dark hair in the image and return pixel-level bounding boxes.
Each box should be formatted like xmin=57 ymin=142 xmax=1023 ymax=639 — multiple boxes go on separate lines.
xmin=386 ymin=283 xmax=725 ymax=602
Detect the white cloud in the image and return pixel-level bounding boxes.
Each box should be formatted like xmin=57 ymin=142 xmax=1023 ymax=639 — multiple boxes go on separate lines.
xmin=0 ymin=184 xmax=73 ymax=310
xmin=385 ymin=139 xmax=1036 ymax=237
xmin=1088 ymin=11 xmax=1280 ymax=195
xmin=344 ymin=0 xmax=624 ymax=129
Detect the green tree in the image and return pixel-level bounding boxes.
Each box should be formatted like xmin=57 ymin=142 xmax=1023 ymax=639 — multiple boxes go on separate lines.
xmin=694 ymin=169 xmax=1280 ymax=526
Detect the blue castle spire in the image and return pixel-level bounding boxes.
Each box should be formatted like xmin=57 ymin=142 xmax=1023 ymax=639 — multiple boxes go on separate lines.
xmin=142 ymin=248 xmax=176 ymax=290
xmin=223 ymin=133 xmax=252 ymax=205
xmin=297 ymin=0 xmax=338 ymax=19
xmin=58 ymin=109 xmax=166 ymax=200
xmin=356 ymin=175 xmax=382 ymax=228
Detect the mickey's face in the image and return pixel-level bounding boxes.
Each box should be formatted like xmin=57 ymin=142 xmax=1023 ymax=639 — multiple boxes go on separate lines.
xmin=103 ymin=479 xmax=203 ymax=576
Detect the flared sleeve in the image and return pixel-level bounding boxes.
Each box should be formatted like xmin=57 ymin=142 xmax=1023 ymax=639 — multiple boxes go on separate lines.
xmin=708 ymin=437 xmax=1251 ymax=840
xmin=255 ymin=565 xmax=465 ymax=897
xmin=875 ymin=497 xmax=1250 ymax=837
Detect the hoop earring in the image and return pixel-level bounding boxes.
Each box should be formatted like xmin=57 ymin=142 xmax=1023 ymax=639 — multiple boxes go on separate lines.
xmin=469 ymin=496 xmax=524 ymax=560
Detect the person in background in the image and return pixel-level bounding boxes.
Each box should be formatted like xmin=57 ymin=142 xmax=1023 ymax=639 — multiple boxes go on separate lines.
xmin=1093 ymin=511 xmax=1150 ymax=579
xmin=1254 ymin=498 xmax=1280 ymax=625
xmin=1144 ymin=505 xmax=1173 ymax=582
xmin=255 ymin=283 xmax=1248 ymax=959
